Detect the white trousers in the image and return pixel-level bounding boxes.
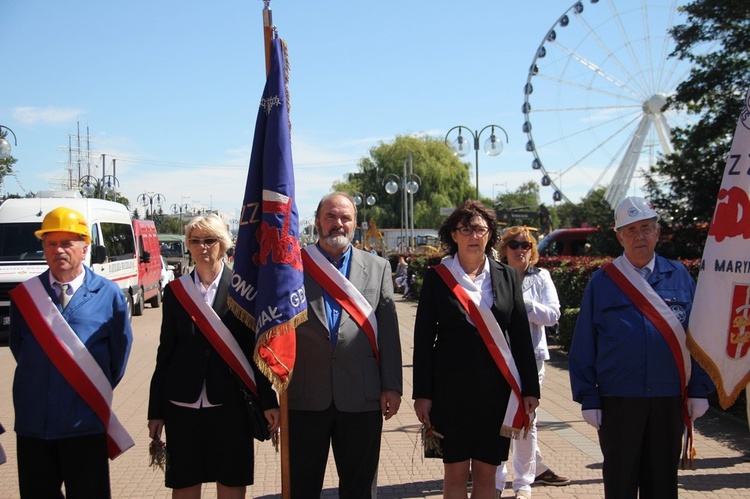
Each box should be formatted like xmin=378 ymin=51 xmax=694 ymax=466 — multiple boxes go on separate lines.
xmin=495 ymin=360 xmax=547 ymax=493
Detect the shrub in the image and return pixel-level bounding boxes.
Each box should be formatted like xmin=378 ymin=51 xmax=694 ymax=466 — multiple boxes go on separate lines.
xmin=555 ymin=308 xmax=580 ymax=352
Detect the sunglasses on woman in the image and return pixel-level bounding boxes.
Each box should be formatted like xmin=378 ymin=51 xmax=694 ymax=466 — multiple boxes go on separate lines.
xmin=506 ymin=240 xmax=532 ymax=250
xmin=188 ymin=237 xmax=219 ymax=247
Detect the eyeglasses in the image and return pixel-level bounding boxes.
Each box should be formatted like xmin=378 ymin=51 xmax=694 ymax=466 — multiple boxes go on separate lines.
xmin=506 ymin=240 xmax=532 ymax=250
xmin=455 ymin=226 xmax=490 ymax=237
xmin=620 ymin=225 xmax=656 ymax=238
xmin=188 ymin=237 xmax=219 ymax=247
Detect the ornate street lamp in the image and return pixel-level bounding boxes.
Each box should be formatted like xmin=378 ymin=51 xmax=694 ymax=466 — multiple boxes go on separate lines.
xmin=383 ymin=153 xmax=421 ymax=251
xmin=102 ymin=175 xmax=119 ymax=201
xmin=79 ymin=175 xmax=101 ymax=198
xmin=170 ymin=203 xmax=191 ymax=227
xmin=352 ymin=192 xmax=377 ymax=225
xmin=0 ymin=126 xmax=18 ymax=160
xmin=138 ymin=193 xmax=166 ymax=219
xmin=445 ymin=124 xmax=508 ymax=200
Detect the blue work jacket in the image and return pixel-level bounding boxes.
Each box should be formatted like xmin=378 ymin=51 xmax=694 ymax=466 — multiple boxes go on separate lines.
xmin=10 ymin=267 xmax=133 ymax=439
xmin=569 ymin=254 xmax=713 ymax=410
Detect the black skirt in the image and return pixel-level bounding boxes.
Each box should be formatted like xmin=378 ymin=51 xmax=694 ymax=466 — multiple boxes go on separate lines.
xmin=164 ymin=401 xmax=255 ymax=488
xmin=430 ymin=341 xmax=513 ymax=465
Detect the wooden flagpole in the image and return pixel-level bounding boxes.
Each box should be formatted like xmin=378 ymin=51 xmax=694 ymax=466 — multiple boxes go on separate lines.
xmin=262 ymin=1 xmax=273 ymax=74
xmin=261 ymin=3 xmax=292 ymax=498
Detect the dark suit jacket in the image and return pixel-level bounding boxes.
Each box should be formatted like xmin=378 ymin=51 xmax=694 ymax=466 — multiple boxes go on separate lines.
xmin=412 ymin=259 xmax=541 ymax=403
xmin=147 ymin=267 xmax=277 ymax=420
xmin=288 ymin=247 xmax=403 ymax=412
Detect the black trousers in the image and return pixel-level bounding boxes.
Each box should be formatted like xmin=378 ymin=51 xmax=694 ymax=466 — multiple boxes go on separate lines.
xmin=598 ymin=396 xmax=683 ymax=499
xmin=289 ymin=404 xmax=383 ymax=499
xmin=17 ymin=433 xmax=110 ymax=499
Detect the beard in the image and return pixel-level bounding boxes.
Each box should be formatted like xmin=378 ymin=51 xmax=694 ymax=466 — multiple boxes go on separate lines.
xmin=321 ymin=229 xmax=353 ymax=252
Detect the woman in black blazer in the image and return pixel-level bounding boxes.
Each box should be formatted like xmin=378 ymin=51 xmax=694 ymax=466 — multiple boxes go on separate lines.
xmin=148 ymin=214 xmax=279 ymax=498
xmin=413 ymin=201 xmax=540 ymax=499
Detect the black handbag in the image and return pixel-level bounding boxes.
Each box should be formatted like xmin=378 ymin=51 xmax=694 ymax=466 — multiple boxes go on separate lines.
xmin=237 ymin=382 xmax=271 ymax=442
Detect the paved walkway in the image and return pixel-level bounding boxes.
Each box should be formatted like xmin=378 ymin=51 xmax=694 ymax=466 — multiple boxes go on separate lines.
xmin=0 ymin=298 xmax=749 ymax=497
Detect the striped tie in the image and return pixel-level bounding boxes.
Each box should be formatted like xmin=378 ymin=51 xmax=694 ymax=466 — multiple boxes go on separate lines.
xmin=636 ymin=267 xmax=651 ymax=281
xmin=54 ymin=282 xmax=71 ymax=309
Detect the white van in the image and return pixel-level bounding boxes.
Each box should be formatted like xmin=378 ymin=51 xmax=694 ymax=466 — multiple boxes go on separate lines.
xmin=0 ymin=191 xmax=140 ymax=342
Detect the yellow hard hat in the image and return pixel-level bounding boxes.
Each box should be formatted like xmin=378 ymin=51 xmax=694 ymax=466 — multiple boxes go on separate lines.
xmin=35 ymin=206 xmax=91 ymax=244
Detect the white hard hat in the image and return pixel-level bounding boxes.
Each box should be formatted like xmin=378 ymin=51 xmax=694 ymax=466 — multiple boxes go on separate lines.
xmin=614 ymin=196 xmax=659 ymax=230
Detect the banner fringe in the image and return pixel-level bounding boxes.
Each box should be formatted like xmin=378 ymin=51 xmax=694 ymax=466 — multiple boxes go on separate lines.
xmin=253 ymin=310 xmax=308 ymax=393
xmin=500 ymin=425 xmax=523 ymax=440
xmin=228 ymin=297 xmax=257 ymax=332
xmin=686 ymin=330 xmax=750 ymax=409
xmin=281 ymin=39 xmax=292 ymax=139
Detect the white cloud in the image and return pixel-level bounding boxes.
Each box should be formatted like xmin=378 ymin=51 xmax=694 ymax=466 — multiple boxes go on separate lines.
xmin=12 ymin=106 xmax=83 ymax=125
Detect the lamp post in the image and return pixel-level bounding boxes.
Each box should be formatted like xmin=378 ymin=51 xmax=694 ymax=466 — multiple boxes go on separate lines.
xmin=353 ymin=192 xmax=377 ymax=251
xmin=171 ymin=203 xmax=191 ymax=226
xmin=0 ymin=126 xmax=18 ymax=160
xmin=383 ymin=153 xmax=421 ymax=251
xmin=101 ymin=175 xmax=119 ymax=201
xmin=79 ymin=175 xmax=101 ymax=198
xmin=352 ymin=192 xmax=377 ymax=226
xmin=445 ymin=124 xmax=508 ymax=200
xmin=138 ymin=193 xmax=166 ymax=220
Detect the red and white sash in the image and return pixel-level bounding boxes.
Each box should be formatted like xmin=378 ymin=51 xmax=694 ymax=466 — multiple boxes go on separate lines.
xmin=604 ymin=257 xmax=692 ymax=386
xmin=434 ymin=261 xmax=529 ymax=438
xmin=170 ymin=275 xmax=259 ymax=396
xmin=10 ymin=278 xmax=134 ymax=460
xmin=604 ymin=256 xmax=695 ymax=466
xmin=301 ymin=245 xmax=380 ymax=363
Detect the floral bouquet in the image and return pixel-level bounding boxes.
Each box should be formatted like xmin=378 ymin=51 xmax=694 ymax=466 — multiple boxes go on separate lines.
xmin=421 ymin=424 xmax=444 ymax=459
xmin=149 ymin=437 xmax=166 ymax=472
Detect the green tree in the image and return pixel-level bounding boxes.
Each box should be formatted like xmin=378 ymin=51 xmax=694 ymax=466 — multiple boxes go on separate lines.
xmin=493 ymin=181 xmax=557 ymax=231
xmin=555 ymin=188 xmax=621 ymax=255
xmin=645 ymin=0 xmax=750 ymax=224
xmin=333 ymin=135 xmax=475 ymax=229
xmin=155 ymin=215 xmax=184 ymax=235
xmin=494 ymin=181 xmax=540 ymax=212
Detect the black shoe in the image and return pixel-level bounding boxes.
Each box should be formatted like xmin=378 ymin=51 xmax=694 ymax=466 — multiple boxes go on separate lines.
xmin=534 ymin=469 xmax=570 ymax=486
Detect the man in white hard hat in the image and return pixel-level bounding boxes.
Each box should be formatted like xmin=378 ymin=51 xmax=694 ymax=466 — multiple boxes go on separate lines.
xmin=569 ymin=196 xmax=713 ymax=498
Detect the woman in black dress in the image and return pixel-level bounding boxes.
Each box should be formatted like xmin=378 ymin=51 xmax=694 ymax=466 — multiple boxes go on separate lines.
xmin=413 ymin=201 xmax=540 ymax=499
xmin=148 ymin=214 xmax=279 ymax=499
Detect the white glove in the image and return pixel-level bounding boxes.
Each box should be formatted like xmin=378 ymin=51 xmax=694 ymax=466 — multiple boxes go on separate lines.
xmin=582 ymin=409 xmax=602 ymax=430
xmin=687 ymin=398 xmax=709 ymax=421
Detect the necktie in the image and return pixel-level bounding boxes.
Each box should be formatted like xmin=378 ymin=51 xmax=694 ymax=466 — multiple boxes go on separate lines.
xmin=54 ymin=282 xmax=71 ymax=309
xmin=636 ymin=267 xmax=651 ymax=280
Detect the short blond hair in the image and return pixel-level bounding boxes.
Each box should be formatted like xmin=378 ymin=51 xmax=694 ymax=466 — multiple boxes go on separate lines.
xmin=185 ymin=214 xmax=233 ymax=255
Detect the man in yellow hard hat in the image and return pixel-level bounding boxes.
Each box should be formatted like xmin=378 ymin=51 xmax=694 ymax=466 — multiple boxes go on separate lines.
xmin=8 ymin=206 xmax=133 ymax=498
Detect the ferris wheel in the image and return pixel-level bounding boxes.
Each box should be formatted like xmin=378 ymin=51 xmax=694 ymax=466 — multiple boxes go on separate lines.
xmin=522 ymin=0 xmax=699 ymax=208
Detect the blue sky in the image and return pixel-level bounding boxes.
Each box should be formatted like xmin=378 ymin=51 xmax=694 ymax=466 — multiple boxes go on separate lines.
xmin=2 ymin=0 xmax=692 ymax=228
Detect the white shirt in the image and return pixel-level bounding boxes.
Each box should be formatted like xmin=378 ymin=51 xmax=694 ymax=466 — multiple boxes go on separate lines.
xmin=171 ymin=263 xmax=225 ymax=409
xmin=624 ymin=254 xmax=656 ymax=279
xmin=446 ymin=255 xmax=493 ymax=326
xmin=49 ymin=270 xmax=85 ymax=300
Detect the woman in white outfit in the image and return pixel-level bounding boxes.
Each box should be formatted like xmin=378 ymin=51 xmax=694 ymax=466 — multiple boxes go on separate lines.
xmin=494 ymin=226 xmax=569 ymax=498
